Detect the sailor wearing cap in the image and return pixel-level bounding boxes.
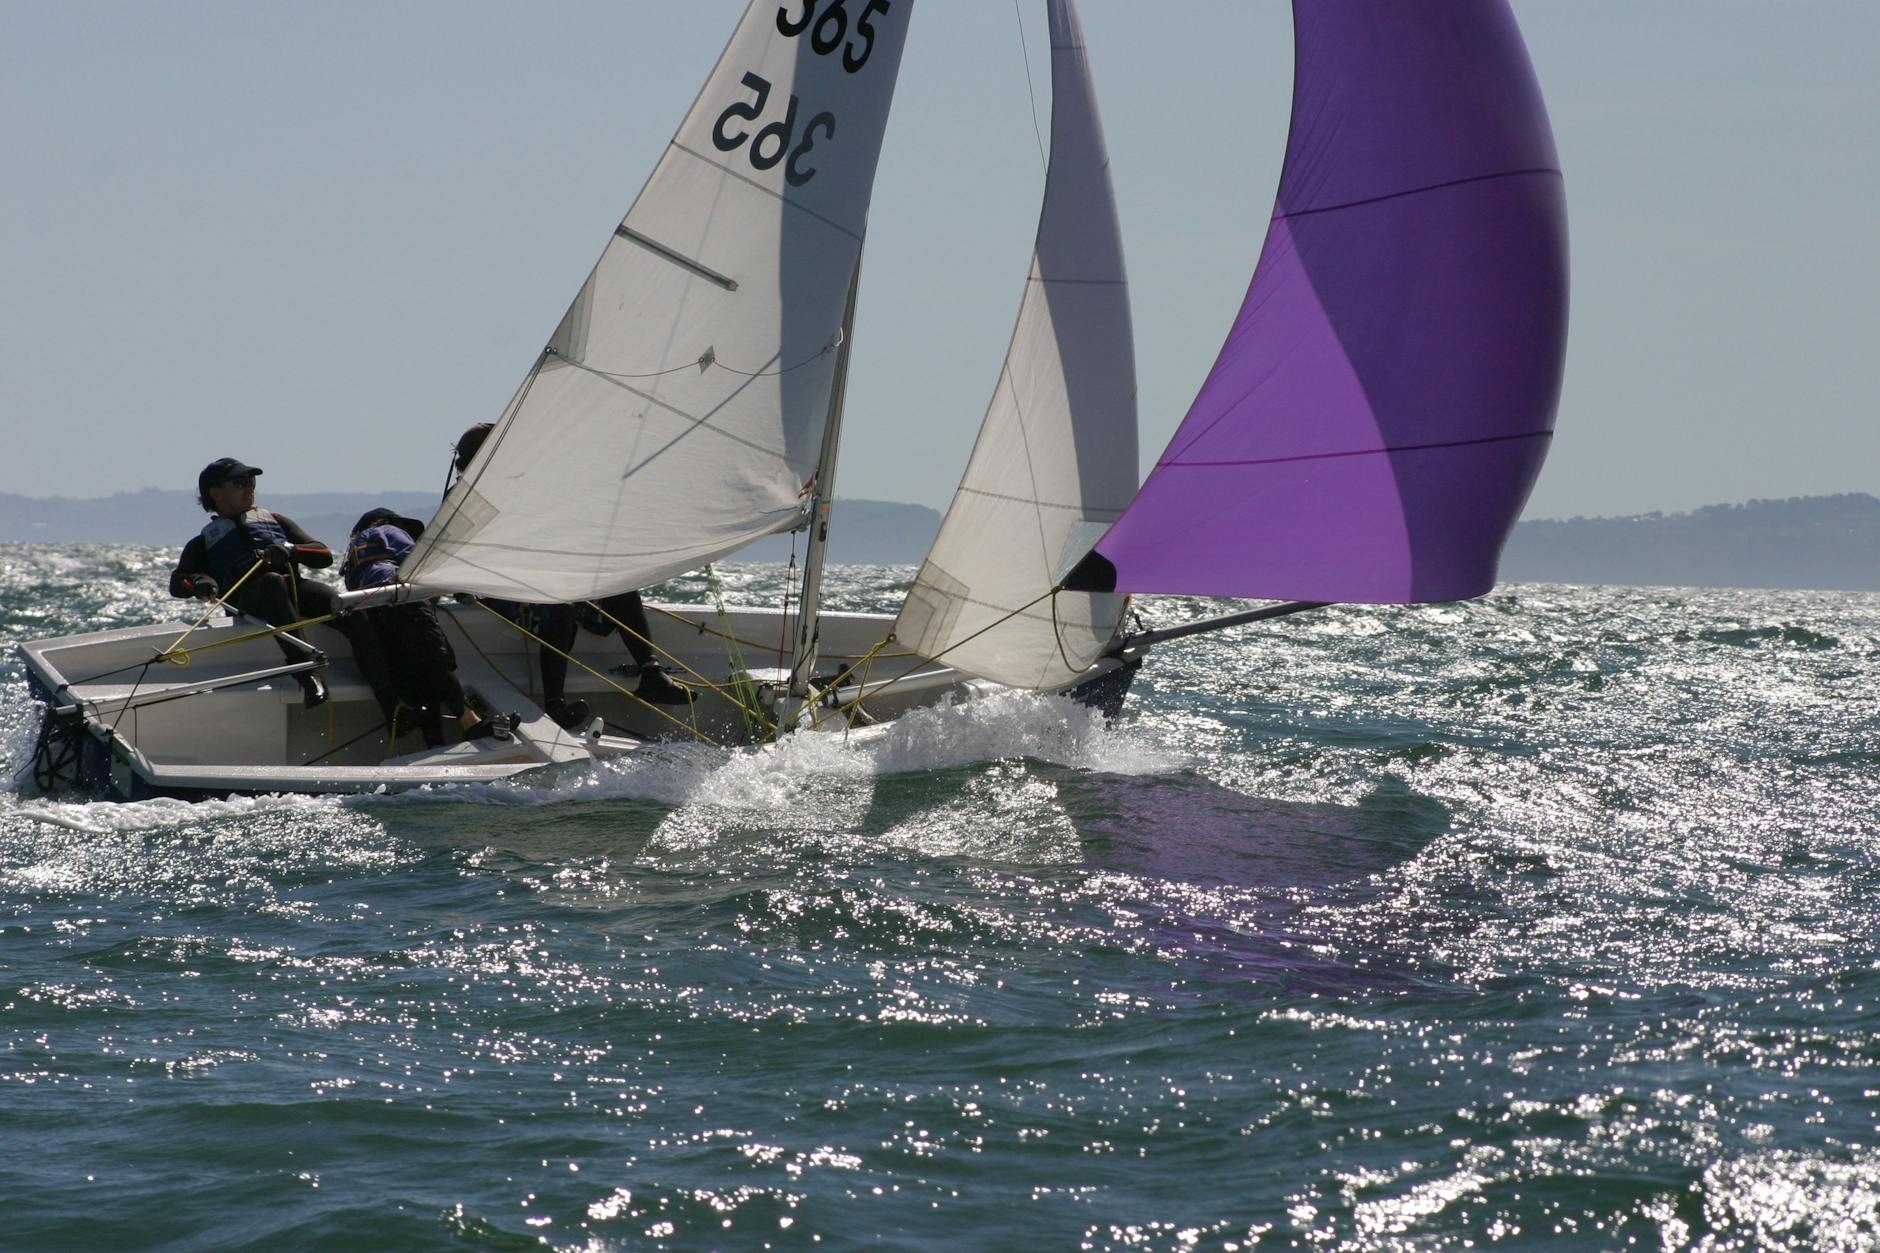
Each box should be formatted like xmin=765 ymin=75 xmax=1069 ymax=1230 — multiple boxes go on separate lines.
xmin=168 ymin=457 xmax=396 ymax=717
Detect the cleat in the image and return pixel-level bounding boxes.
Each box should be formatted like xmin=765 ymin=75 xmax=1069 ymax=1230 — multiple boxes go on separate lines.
xmin=465 ymin=712 xmax=518 ymax=742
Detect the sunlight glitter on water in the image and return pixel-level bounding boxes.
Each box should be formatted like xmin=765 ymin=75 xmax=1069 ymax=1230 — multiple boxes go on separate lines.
xmin=5 ymin=550 xmax=1880 ymax=1248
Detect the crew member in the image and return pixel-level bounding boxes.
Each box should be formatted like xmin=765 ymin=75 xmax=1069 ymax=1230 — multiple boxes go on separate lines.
xmin=342 ymin=508 xmax=510 ymax=746
xmin=450 ymin=423 xmax=691 ymax=727
xmin=169 ymin=457 xmax=396 ymax=717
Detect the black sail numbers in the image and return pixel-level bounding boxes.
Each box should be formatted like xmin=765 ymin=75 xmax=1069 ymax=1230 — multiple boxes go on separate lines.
xmin=775 ymin=0 xmax=892 ymax=72
xmin=711 ymin=1 xmax=893 ymax=187
xmin=711 ymin=73 xmax=834 ymax=187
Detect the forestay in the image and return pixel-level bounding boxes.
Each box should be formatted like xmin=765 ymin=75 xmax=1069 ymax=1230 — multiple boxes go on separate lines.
xmin=403 ymin=1 xmax=915 ymax=603
xmin=1065 ymin=0 xmax=1568 ymax=605
xmin=893 ymin=0 xmax=1136 ymax=690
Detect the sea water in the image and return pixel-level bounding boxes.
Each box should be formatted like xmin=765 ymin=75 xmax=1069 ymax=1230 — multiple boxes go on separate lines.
xmin=2 ymin=544 xmax=1877 ymax=1250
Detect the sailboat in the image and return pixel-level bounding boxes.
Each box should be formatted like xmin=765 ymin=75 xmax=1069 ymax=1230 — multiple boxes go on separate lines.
xmin=18 ymin=0 xmax=1566 ymax=803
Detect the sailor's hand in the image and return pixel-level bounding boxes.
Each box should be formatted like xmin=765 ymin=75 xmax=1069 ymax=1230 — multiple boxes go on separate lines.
xmin=189 ymin=575 xmax=221 ymax=601
xmin=263 ymin=543 xmax=294 ymax=573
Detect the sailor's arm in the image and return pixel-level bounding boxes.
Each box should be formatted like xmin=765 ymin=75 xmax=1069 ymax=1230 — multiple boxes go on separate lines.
xmin=271 ymin=514 xmax=335 ymax=570
xmin=168 ymin=538 xmax=218 ymax=599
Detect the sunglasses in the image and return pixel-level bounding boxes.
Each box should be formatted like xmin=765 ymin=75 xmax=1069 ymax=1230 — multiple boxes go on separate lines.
xmin=224 ymin=475 xmax=257 ymax=489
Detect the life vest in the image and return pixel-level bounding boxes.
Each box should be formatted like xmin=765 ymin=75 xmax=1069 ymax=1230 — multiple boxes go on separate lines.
xmin=201 ymin=509 xmax=290 ymax=585
xmin=345 ymin=524 xmax=415 ymax=590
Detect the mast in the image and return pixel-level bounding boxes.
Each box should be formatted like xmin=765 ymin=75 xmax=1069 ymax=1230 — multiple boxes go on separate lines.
xmin=780 ymin=253 xmax=864 ymax=732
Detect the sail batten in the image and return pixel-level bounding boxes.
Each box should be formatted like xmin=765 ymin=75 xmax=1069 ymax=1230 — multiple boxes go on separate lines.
xmin=1075 ymin=0 xmax=1568 ymax=606
xmin=613 ymin=225 xmax=739 ymax=290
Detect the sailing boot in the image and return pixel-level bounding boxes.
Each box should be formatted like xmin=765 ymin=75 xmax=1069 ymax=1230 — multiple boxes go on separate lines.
xmin=633 ymin=660 xmax=693 ymax=707
xmin=546 ymin=698 xmax=591 ymax=730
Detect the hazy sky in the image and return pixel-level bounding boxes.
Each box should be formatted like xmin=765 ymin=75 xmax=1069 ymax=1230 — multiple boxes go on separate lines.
xmin=2 ymin=1 xmax=1875 ymax=522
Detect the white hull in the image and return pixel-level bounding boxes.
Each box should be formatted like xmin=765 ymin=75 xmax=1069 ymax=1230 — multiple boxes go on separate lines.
xmin=18 ymin=601 xmax=1140 ymax=801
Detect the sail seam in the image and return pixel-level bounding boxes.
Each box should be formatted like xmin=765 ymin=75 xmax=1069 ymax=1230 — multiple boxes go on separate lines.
xmin=669 ymin=141 xmax=865 ymax=243
xmin=1163 ymin=429 xmax=1552 ymax=469
xmin=1025 ymin=276 xmax=1126 ymax=286
xmin=958 ymin=485 xmax=1125 ymax=516
xmin=561 ymin=358 xmax=819 ymax=475
xmin=910 ymin=585 xmax=1109 ymax=632
xmin=424 ymin=514 xmax=802 ymax=564
xmin=1276 ymin=167 xmax=1563 ymax=222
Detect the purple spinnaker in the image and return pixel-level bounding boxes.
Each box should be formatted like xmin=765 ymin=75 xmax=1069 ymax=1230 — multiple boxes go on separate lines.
xmin=1068 ymin=0 xmax=1568 ymax=604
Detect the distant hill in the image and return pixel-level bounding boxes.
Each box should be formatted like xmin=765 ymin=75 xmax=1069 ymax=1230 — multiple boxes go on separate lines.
xmin=729 ymin=501 xmax=939 ymax=565
xmin=0 ymin=489 xmax=941 ymax=567
xmin=7 ymin=487 xmax=1876 ymax=590
xmin=1501 ymin=493 xmax=1880 ymax=592
xmin=0 ymin=489 xmax=445 ymax=554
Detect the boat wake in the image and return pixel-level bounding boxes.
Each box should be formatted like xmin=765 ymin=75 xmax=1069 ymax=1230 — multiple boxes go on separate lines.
xmin=370 ymin=688 xmax=1178 ymax=816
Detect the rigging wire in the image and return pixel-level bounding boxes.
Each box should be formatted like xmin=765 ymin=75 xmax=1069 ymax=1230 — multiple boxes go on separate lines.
xmin=466 ymin=598 xmax=719 ymax=747
xmin=828 ymin=584 xmax=1066 ymax=725
xmin=644 ymin=603 xmax=917 ymax=663
xmin=1013 ymin=0 xmax=1048 ymax=173
xmin=582 ymin=593 xmax=776 ymax=736
xmin=777 ymin=532 xmax=798 ymax=671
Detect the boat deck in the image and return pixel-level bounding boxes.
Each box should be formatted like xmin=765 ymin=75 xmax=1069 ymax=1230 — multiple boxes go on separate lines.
xmin=17 ymin=601 xmax=975 ymax=799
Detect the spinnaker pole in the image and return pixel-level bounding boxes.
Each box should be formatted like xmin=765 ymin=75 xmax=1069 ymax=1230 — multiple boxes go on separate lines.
xmin=1113 ymin=600 xmax=1329 ymax=652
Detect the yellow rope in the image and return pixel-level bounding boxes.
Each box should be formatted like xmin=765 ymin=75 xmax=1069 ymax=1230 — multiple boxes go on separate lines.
xmin=468 ymin=599 xmax=722 ymax=747
xmin=697 ymin=565 xmax=767 ymax=739
xmin=159 ymin=557 xmax=269 ymax=663
xmin=442 ymin=605 xmax=515 ymax=697
xmin=160 ymin=611 xmax=338 ymax=663
xmin=841 ymin=585 xmax=1065 ymax=721
xmin=581 ymin=599 xmax=778 ymax=735
xmin=646 ymin=603 xmax=920 ymax=662
xmin=833 ymin=637 xmax=890 ymax=736
xmin=583 ymin=601 xmax=723 ymax=692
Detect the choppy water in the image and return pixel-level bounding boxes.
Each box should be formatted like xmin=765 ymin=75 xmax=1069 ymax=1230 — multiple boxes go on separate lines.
xmin=3 ymin=544 xmax=1878 ymax=1250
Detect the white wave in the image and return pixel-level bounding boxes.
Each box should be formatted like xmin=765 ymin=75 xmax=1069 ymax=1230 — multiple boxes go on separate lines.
xmin=863 ymin=689 xmax=1177 ymax=777
xmin=363 ymin=689 xmax=1175 ymax=818
xmin=3 ymin=789 xmax=349 ymax=836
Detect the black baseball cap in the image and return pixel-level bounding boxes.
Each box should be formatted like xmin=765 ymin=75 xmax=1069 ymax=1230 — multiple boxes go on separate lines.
xmin=350 ymin=507 xmax=426 ymax=540
xmin=198 ymin=457 xmax=263 ymax=495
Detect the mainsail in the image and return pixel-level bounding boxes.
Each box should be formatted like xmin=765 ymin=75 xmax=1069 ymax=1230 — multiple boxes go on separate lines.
xmin=1065 ymin=0 xmax=1568 ymax=605
xmin=402 ymin=1 xmax=916 ymax=603
xmin=893 ymin=0 xmax=1137 ymax=689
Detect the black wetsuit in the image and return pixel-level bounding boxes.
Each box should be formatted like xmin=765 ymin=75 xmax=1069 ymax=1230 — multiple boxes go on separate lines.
xmin=368 ymin=601 xmax=466 ymax=746
xmin=343 ymin=518 xmax=478 ymax=748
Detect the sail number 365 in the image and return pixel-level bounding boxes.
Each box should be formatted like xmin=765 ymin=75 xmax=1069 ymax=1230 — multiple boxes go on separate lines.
xmin=710 ymin=1 xmax=893 ymax=186
xmin=776 ymin=0 xmax=892 ymax=74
